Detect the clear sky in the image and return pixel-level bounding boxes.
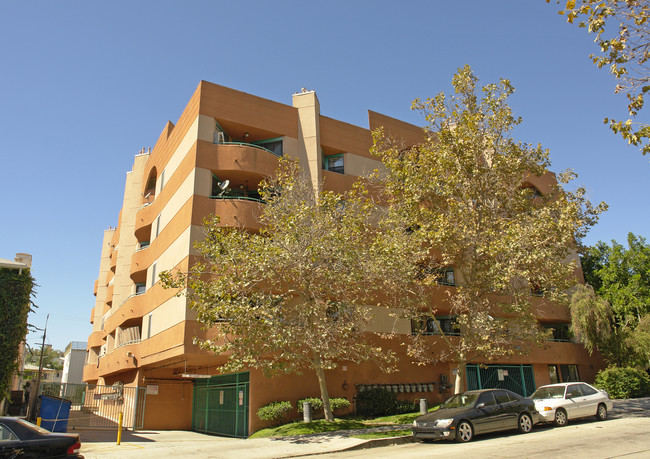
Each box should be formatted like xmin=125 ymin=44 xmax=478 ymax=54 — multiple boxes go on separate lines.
xmin=1 ymin=1 xmax=648 ymax=352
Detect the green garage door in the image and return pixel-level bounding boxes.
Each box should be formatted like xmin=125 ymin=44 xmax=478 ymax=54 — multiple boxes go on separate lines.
xmin=466 ymin=364 xmax=535 ymax=397
xmin=192 ymin=372 xmax=249 ymax=438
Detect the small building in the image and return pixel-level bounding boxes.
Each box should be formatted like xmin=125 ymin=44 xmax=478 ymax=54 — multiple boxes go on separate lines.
xmin=62 ymin=341 xmax=87 ymax=386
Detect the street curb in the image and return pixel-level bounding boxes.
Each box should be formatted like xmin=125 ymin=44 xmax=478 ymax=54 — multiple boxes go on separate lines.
xmin=342 ymin=434 xmax=416 ymax=451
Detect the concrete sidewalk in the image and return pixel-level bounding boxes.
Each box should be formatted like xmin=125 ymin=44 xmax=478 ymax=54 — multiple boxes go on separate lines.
xmin=78 ymin=425 xmax=414 ymax=458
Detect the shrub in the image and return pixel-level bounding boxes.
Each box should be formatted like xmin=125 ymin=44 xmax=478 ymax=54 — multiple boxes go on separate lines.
xmin=330 ymin=397 xmax=351 ymax=412
xmin=297 ymin=397 xmax=323 ymax=413
xmin=594 ymin=366 xmax=650 ymax=399
xmin=356 ymin=388 xmax=401 ymax=417
xmin=257 ymin=401 xmax=293 ymax=421
xmin=297 ymin=397 xmax=350 ymax=413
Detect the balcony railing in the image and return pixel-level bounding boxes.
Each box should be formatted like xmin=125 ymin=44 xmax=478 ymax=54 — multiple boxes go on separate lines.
xmin=215 ymin=141 xmax=282 ymax=158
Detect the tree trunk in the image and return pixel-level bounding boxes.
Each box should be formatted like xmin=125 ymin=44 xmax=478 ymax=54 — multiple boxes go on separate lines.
xmin=454 ymin=355 xmax=466 ymax=394
xmin=312 ymin=352 xmax=334 ymax=421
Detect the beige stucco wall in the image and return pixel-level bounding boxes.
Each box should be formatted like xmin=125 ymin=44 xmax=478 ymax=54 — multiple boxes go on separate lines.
xmin=292 ymin=91 xmax=321 ymax=191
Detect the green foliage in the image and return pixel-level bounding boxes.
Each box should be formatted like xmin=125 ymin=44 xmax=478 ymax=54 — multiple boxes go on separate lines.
xmin=257 ymin=401 xmax=293 ymax=421
xmin=162 ymin=159 xmax=415 ymax=421
xmin=549 ymin=0 xmax=650 ymax=155
xmin=575 ymin=233 xmax=650 ymax=366
xmin=372 ymin=65 xmax=604 ymax=391
xmin=0 ymin=268 xmax=35 ymax=398
xmin=26 ymin=346 xmax=63 ymax=371
xmin=594 ymin=367 xmax=650 ymax=398
xmin=356 ymin=388 xmax=415 ymax=417
xmin=297 ymin=397 xmax=350 ymax=413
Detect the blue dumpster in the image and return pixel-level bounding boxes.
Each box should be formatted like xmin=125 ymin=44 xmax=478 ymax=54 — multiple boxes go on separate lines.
xmin=38 ymin=395 xmax=72 ymax=432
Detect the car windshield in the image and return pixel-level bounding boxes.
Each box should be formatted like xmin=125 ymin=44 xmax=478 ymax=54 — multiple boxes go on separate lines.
xmin=442 ymin=393 xmax=479 ymax=408
xmin=531 ymin=386 xmax=565 ymax=399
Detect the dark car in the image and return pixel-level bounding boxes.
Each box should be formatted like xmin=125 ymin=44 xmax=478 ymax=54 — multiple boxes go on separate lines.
xmin=0 ymin=417 xmax=83 ymax=458
xmin=412 ymin=389 xmax=540 ymax=442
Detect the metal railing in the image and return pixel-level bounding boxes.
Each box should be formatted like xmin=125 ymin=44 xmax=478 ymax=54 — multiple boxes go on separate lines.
xmin=215 ymin=141 xmax=282 ymax=158
xmin=40 ymin=383 xmax=146 ymax=430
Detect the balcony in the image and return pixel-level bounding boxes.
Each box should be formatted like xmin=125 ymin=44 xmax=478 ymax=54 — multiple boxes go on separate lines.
xmin=87 ymin=330 xmax=105 ymax=348
xmin=192 ymin=195 xmax=263 ymax=231
xmin=93 ymin=279 xmax=98 ymax=296
xmin=196 ymin=141 xmax=281 ymax=178
xmin=82 ymin=363 xmax=100 ymax=382
xmin=90 ymin=307 xmax=95 ymax=324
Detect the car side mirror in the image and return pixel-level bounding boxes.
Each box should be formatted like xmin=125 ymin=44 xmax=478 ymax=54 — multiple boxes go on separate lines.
xmin=476 ymin=402 xmax=485 ymax=409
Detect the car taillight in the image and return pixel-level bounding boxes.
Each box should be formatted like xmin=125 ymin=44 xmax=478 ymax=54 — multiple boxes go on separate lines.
xmin=67 ymin=441 xmax=81 ymax=454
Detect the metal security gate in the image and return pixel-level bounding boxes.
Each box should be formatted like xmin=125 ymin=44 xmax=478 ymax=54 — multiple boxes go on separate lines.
xmin=40 ymin=383 xmax=146 ymax=430
xmin=466 ymin=364 xmax=536 ymax=397
xmin=192 ymin=372 xmax=249 ymax=438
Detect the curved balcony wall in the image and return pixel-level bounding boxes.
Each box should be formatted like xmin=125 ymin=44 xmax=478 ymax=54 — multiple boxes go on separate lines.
xmin=109 ymin=249 xmax=118 ymax=273
xmin=93 ymin=279 xmax=98 ymax=296
xmin=130 ymin=248 xmax=149 ymax=284
xmin=90 ymin=307 xmax=95 ymax=324
xmin=196 ymin=141 xmax=281 ymax=179
xmin=105 ymin=284 xmax=114 ymax=307
xmin=82 ymin=364 xmax=99 ymax=382
xmin=87 ymin=330 xmax=105 ymax=349
xmin=192 ymin=195 xmax=263 ymax=231
xmin=97 ymin=342 xmax=139 ymax=376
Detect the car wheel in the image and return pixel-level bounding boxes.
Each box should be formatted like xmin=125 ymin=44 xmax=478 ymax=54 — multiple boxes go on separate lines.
xmin=596 ymin=403 xmax=607 ymax=421
xmin=518 ymin=413 xmax=533 ymax=433
xmin=554 ymin=408 xmax=568 ymax=427
xmin=455 ymin=420 xmax=473 ymax=443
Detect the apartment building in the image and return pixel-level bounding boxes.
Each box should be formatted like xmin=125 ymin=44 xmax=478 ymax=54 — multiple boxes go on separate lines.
xmin=83 ymin=82 xmax=603 ymax=436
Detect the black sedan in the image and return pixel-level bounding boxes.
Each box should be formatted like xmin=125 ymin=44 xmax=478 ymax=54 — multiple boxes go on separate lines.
xmin=0 ymin=417 xmax=83 ymax=458
xmin=412 ymin=389 xmax=540 ymax=442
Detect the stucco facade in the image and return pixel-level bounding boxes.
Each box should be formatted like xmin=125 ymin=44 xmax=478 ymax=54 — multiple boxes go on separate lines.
xmin=83 ymin=82 xmax=604 ymax=435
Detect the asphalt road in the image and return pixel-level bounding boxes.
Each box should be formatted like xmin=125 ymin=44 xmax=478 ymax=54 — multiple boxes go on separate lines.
xmin=315 ymin=398 xmax=650 ymax=459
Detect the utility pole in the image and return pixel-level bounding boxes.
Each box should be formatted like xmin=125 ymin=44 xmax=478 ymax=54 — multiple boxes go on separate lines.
xmin=27 ymin=314 xmax=48 ymax=422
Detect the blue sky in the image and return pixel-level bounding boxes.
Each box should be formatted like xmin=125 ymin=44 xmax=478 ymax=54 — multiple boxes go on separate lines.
xmin=1 ymin=1 xmax=648 ymax=352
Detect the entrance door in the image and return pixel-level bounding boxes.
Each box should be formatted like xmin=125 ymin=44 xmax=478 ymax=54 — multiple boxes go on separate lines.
xmin=192 ymin=372 xmax=249 ymax=438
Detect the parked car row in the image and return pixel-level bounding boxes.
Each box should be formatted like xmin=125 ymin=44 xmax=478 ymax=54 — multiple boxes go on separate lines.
xmin=412 ymin=382 xmax=613 ymax=443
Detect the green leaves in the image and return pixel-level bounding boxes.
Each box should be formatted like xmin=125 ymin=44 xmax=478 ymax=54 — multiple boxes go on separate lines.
xmin=373 ymin=65 xmax=603 ymax=385
xmin=552 ymin=0 xmax=650 ymax=156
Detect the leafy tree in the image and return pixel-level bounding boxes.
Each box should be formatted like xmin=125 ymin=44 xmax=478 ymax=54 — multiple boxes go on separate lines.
xmin=549 ymin=0 xmax=650 ymax=155
xmin=162 ymin=160 xmax=415 ymax=421
xmin=0 ymin=268 xmax=35 ymax=398
xmin=372 ymin=65 xmax=605 ymax=393
xmin=575 ymin=233 xmax=650 ymax=366
xmin=25 ymin=346 xmax=63 ymax=371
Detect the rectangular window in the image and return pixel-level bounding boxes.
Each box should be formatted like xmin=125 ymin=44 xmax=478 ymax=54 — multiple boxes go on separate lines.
xmin=139 ymin=241 xmax=150 ymax=250
xmin=323 ymin=155 xmax=344 ymax=174
xmin=440 ymin=268 xmax=455 ymax=286
xmin=155 ymin=215 xmax=161 ymax=238
xmin=548 ymin=364 xmax=559 ymax=384
xmin=411 ymin=316 xmax=460 ymax=336
xmin=254 ymin=138 xmax=283 ymax=157
xmin=159 ymin=169 xmax=166 ymax=191
xmin=151 ymin=262 xmax=157 ymax=287
xmin=543 ymin=323 xmax=571 ymax=342
xmin=145 ymin=313 xmax=153 ymax=339
xmin=135 ymin=283 xmax=146 ymax=295
xmin=560 ymin=364 xmax=580 ymax=382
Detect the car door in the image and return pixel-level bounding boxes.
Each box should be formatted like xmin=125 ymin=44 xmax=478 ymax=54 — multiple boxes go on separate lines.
xmin=565 ymin=384 xmax=589 ymax=418
xmin=473 ymin=391 xmax=503 ymax=433
xmin=577 ymin=383 xmax=600 ymax=416
xmin=494 ymin=390 xmax=519 ymax=429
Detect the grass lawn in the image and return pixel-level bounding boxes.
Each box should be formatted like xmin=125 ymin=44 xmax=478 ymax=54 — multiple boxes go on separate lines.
xmin=249 ymin=404 xmax=440 ymax=439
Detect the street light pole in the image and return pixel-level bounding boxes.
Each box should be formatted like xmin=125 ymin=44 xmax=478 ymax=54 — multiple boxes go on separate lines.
xmin=27 ymin=314 xmax=48 ymax=422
